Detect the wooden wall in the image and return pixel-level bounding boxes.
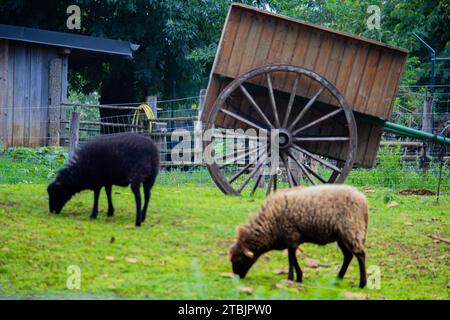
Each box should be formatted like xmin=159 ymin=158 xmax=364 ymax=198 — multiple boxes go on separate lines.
xmin=0 ymin=40 xmax=66 ymax=148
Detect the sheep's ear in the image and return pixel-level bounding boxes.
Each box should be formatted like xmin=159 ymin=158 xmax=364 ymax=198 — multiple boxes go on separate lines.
xmin=243 ymin=249 xmax=254 ymax=258
xmin=237 ymin=226 xmax=247 ymax=237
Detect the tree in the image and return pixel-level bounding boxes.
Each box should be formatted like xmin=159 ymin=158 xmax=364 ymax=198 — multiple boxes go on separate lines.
xmin=0 ymin=0 xmax=256 ymax=101
xmin=1 ymin=0 xmax=448 ymax=109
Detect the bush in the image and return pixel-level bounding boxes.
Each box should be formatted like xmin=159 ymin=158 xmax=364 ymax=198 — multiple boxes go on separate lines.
xmin=4 ymin=147 xmax=68 ymax=168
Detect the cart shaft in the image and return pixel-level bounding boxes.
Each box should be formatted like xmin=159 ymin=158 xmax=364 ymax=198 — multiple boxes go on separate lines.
xmin=383 ymin=121 xmax=450 ymax=146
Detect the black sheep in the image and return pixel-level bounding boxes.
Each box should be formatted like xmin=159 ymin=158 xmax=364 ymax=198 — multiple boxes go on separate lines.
xmin=47 ymin=133 xmax=160 ymax=226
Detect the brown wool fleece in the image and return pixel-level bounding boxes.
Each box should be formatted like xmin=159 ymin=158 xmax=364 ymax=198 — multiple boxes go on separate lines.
xmin=237 ymin=185 xmax=369 ymax=256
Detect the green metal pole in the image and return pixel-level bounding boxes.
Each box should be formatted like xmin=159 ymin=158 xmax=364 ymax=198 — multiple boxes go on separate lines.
xmin=384 ymin=121 xmax=450 ymax=145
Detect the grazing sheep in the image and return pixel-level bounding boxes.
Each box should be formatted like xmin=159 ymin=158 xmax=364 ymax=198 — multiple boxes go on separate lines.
xmin=230 ymin=184 xmax=369 ymax=288
xmin=47 ymin=133 xmax=160 ymax=226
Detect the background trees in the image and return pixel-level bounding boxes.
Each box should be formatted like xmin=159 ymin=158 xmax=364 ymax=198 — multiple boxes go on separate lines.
xmin=0 ymin=0 xmax=448 ymax=105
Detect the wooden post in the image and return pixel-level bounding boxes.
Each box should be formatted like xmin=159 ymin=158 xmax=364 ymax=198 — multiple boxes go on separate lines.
xmin=420 ymin=96 xmax=433 ymax=170
xmin=146 ymin=95 xmax=166 ymax=163
xmin=0 ymin=40 xmax=8 ymax=148
xmin=60 ymin=50 xmax=69 ymax=146
xmin=48 ymin=58 xmax=62 ymax=146
xmin=146 ymin=95 xmax=158 ymax=117
xmin=69 ymin=111 xmax=80 ymax=159
xmin=422 ymin=96 xmax=433 ymax=133
xmin=194 ymin=89 xmax=206 ymax=164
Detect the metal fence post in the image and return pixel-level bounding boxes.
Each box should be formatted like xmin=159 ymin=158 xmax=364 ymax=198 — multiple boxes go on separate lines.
xmin=194 ymin=89 xmax=206 ymax=164
xmin=69 ymin=111 xmax=80 ymax=159
xmin=421 ymin=95 xmax=433 ymax=170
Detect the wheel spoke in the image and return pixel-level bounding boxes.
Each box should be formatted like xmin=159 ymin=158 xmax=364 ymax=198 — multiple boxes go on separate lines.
xmin=220 ymin=108 xmax=267 ymax=132
xmin=220 ymin=145 xmax=262 ymax=168
xmin=294 ymin=136 xmax=349 ymax=142
xmin=283 ymin=74 xmax=300 ymax=127
xmin=273 ymin=173 xmax=278 ymax=191
xmin=291 ymin=144 xmax=341 ymax=173
xmin=229 ymin=162 xmax=254 ymax=184
xmin=213 ymin=128 xmax=260 ymax=140
xmin=303 ymin=163 xmax=326 ymax=183
xmin=238 ymin=154 xmax=268 ymax=193
xmin=286 ymin=151 xmax=316 ymax=185
xmin=281 ymin=153 xmax=297 ymax=187
xmin=292 ymin=108 xmax=342 ymax=135
xmin=240 ymin=84 xmax=274 ymax=128
xmin=250 ymin=166 xmax=264 ymax=196
xmin=225 ymin=98 xmax=270 ymax=130
xmin=266 ymin=74 xmax=280 ymax=128
xmin=288 ymin=86 xmax=324 ymax=131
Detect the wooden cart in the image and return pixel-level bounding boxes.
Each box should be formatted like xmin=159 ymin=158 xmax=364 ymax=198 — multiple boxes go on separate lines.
xmin=201 ymin=3 xmax=409 ymax=195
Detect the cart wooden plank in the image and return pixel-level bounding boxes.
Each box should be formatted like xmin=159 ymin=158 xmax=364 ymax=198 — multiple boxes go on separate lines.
xmin=204 ymin=3 xmax=408 ymax=122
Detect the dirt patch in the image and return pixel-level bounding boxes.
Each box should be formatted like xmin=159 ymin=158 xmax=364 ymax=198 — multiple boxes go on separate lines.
xmin=397 ymin=189 xmax=435 ymax=196
xmin=0 ymin=202 xmax=17 ymax=207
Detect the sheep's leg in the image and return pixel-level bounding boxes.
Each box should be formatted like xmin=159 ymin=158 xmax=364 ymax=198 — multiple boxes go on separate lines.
xmin=141 ymin=180 xmax=152 ymax=222
xmin=288 ymin=247 xmax=302 ymax=282
xmin=355 ymin=251 xmax=367 ymax=288
xmin=105 ymin=185 xmax=114 ymax=217
xmin=287 ymin=249 xmax=294 ymax=281
xmin=90 ymin=188 xmax=101 ymax=219
xmin=131 ymin=182 xmax=142 ymax=227
xmin=337 ymin=240 xmax=353 ymax=279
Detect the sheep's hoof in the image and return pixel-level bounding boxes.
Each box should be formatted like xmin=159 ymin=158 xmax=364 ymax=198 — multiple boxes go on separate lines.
xmin=359 ymin=281 xmax=366 ymax=289
xmin=107 ymin=210 xmax=114 ymax=217
xmin=89 ymin=213 xmax=98 ymax=219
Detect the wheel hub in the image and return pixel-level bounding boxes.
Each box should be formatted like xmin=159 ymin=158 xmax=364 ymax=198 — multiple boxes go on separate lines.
xmin=275 ymin=128 xmax=292 ymax=150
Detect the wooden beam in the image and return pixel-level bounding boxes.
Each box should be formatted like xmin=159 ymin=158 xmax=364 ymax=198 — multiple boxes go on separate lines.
xmin=0 ymin=40 xmax=8 ymax=148
xmin=48 ymin=58 xmax=62 ymax=146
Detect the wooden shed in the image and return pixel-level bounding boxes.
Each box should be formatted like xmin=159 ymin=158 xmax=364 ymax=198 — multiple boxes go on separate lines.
xmin=0 ymin=24 xmax=138 ymax=148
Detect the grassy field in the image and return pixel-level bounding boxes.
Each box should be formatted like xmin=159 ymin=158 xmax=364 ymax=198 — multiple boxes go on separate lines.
xmin=0 ymin=183 xmax=448 ymax=299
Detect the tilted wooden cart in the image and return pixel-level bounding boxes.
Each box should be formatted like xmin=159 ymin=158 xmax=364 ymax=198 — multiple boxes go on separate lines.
xmin=201 ymin=3 xmax=449 ymax=196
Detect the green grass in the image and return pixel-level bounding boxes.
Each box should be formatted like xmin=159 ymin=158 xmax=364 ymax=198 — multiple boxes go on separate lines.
xmin=0 ymin=183 xmax=448 ymax=299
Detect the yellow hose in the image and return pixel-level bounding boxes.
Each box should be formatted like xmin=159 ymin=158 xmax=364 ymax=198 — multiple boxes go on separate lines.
xmin=132 ymin=103 xmax=155 ymax=133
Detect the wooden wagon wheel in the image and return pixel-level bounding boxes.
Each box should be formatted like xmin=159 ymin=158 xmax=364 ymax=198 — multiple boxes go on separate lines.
xmin=204 ymin=64 xmax=357 ymax=196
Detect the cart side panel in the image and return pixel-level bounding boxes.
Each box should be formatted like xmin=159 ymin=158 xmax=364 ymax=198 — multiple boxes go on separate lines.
xmin=207 ymin=4 xmax=407 ymax=121
xmin=307 ymin=119 xmax=383 ymax=167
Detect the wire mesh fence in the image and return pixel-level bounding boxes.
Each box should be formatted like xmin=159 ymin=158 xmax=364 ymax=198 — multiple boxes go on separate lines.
xmin=0 ymin=91 xmax=449 ymax=194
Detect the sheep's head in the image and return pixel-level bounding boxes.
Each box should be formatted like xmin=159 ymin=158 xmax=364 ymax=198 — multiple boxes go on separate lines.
xmin=47 ymin=170 xmax=73 ymax=214
xmin=230 ymin=227 xmax=259 ymax=278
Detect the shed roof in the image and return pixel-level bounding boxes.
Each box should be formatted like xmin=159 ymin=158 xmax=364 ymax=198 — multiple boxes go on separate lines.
xmin=0 ymin=24 xmax=139 ymax=58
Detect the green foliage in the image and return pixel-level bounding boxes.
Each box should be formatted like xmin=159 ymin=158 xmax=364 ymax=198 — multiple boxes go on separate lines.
xmin=0 ymin=158 xmax=57 ymax=183
xmin=0 ymin=184 xmax=448 ymax=299
xmin=4 ymin=147 xmax=68 ymax=168
xmin=66 ymin=90 xmax=100 ymax=121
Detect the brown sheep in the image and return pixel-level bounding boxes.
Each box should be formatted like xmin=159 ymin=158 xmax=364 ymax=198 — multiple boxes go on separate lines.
xmin=230 ymin=184 xmax=369 ymax=288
